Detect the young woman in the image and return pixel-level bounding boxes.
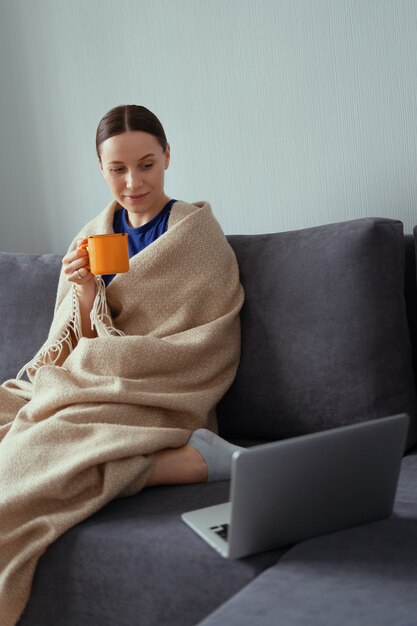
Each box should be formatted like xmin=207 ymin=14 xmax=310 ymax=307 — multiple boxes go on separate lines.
xmin=64 ymin=105 xmax=243 ymax=485
xmin=0 ymin=105 xmax=244 ymax=625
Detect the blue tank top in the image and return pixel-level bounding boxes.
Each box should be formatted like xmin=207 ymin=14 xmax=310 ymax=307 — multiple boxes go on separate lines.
xmin=102 ymin=199 xmax=176 ymax=286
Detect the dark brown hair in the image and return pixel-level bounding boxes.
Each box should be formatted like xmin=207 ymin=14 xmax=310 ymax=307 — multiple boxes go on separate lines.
xmin=96 ymin=105 xmax=168 ymax=159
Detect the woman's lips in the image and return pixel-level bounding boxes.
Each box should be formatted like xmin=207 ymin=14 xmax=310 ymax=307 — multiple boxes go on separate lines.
xmin=125 ymin=193 xmax=149 ymax=200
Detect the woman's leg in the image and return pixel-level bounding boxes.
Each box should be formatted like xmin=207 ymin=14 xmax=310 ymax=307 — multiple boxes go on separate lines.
xmin=146 ymin=445 xmax=208 ymax=486
xmin=146 ymin=430 xmax=243 ymax=486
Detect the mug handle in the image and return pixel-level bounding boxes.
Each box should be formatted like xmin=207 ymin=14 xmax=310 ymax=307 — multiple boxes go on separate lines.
xmin=77 ymin=239 xmax=91 ymax=271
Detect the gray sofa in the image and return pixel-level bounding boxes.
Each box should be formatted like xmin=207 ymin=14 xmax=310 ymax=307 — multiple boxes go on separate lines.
xmin=1 ymin=216 xmax=417 ymax=625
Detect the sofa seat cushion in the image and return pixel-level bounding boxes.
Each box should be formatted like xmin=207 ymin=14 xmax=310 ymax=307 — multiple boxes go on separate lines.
xmin=18 ymin=481 xmax=286 ymax=626
xmin=197 ymin=451 xmax=417 ymax=626
xmin=221 ymin=218 xmax=417 ymax=449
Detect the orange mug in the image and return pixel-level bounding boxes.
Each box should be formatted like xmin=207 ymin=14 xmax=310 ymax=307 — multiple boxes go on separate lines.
xmin=79 ymin=233 xmax=129 ymax=275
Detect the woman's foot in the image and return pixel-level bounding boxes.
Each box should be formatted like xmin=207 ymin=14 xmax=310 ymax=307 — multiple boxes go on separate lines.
xmin=145 ymin=430 xmax=243 ymax=487
xmin=187 ymin=429 xmax=243 ymax=482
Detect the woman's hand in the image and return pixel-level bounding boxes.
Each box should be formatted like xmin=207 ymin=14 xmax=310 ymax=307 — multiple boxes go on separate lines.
xmin=62 ymin=239 xmax=98 ymax=338
xmin=62 ymin=238 xmax=95 ymax=289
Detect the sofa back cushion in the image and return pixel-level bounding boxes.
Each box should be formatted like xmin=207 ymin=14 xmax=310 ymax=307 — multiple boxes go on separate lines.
xmin=404 ymin=234 xmax=417 ymax=389
xmin=0 ymin=252 xmax=62 ymax=383
xmin=1 ymin=220 xmax=417 ymax=451
xmin=219 ymin=218 xmax=417 ymax=449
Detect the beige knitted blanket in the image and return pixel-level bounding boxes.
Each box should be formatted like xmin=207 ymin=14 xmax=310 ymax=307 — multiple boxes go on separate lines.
xmin=0 ymin=200 xmax=244 ymax=626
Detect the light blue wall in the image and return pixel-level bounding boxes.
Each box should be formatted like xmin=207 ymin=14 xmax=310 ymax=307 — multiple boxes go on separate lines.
xmin=1 ymin=0 xmax=417 ymax=253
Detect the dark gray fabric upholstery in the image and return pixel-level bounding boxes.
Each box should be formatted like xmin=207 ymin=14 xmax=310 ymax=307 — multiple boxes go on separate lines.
xmin=404 ymin=235 xmax=417 ymax=382
xmin=1 ymin=218 xmax=416 ymax=626
xmin=19 ymin=482 xmax=286 ymax=626
xmin=198 ymin=449 xmax=417 ymax=626
xmin=0 ymin=252 xmax=61 ymax=383
xmin=221 ymin=219 xmax=417 ymax=449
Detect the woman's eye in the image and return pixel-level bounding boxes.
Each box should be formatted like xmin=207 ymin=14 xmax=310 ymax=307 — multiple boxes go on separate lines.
xmin=110 ymin=167 xmax=124 ymax=173
xmin=142 ymin=162 xmax=154 ymax=170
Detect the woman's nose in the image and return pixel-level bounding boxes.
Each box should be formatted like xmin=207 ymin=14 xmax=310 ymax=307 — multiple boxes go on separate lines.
xmin=126 ymin=170 xmax=143 ymax=189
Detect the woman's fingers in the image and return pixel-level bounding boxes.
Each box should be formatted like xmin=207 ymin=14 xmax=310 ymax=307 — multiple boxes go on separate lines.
xmin=72 ymin=266 xmax=92 ymax=284
xmin=62 ymin=238 xmax=94 ymax=284
xmin=62 ymin=252 xmax=88 ymax=274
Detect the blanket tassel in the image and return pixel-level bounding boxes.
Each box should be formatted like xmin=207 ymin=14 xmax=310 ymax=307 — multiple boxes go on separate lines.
xmin=16 ymin=276 xmax=123 ymax=380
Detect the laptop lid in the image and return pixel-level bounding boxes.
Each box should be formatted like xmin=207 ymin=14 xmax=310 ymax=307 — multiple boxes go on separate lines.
xmin=225 ymin=413 xmax=409 ymax=558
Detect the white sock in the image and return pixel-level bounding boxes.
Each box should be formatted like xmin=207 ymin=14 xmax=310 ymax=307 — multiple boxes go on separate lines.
xmin=188 ymin=428 xmax=243 ymax=482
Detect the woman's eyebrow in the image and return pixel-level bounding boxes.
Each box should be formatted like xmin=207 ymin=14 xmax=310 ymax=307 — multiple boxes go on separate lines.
xmin=108 ymin=153 xmax=156 ymax=165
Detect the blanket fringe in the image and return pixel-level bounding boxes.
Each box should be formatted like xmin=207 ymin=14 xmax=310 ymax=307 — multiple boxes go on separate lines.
xmin=16 ymin=277 xmax=123 ymax=380
xmin=90 ymin=276 xmax=125 ymax=337
xmin=16 ymin=284 xmax=82 ymax=380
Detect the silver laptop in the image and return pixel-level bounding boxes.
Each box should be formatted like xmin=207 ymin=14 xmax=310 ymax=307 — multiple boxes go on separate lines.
xmin=182 ymin=413 xmax=409 ymax=559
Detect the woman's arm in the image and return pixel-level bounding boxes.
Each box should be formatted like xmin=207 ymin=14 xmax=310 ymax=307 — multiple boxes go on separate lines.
xmin=74 ymin=281 xmax=98 ymax=339
xmin=62 ymin=239 xmax=98 ymax=341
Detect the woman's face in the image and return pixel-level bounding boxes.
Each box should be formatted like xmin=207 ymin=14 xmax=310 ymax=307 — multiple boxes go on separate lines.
xmin=99 ymin=130 xmax=170 ymax=228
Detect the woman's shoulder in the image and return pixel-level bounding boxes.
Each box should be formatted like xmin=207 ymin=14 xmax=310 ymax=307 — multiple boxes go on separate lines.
xmin=168 ymin=200 xmax=230 ymax=248
xmin=168 ymin=200 xmax=213 ymax=229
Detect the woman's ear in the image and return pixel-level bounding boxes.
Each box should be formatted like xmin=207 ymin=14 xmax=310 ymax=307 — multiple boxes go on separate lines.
xmin=164 ymin=144 xmax=171 ymax=170
xmin=98 ymin=158 xmax=105 ymax=175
